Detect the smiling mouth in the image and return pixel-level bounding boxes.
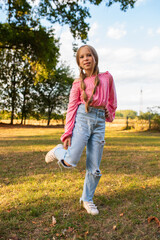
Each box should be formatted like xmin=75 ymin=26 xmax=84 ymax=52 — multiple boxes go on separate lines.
xmin=84 ymin=62 xmax=90 ymax=66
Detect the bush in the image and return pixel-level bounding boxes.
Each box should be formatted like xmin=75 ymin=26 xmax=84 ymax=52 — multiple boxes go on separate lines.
xmin=0 ymin=110 xmax=11 ymax=120
xmin=138 ymin=106 xmax=160 ymax=130
xmin=115 ymin=110 xmax=137 ymax=119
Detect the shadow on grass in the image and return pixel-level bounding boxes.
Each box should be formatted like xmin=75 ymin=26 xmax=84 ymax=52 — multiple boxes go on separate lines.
xmin=0 ymin=136 xmax=63 ymax=148
xmin=0 ymin=147 xmax=159 ymax=185
xmin=0 ymin=179 xmax=160 ymax=240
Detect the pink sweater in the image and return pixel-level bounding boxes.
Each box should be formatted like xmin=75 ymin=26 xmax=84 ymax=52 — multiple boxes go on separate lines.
xmin=61 ymin=71 xmax=117 ymax=142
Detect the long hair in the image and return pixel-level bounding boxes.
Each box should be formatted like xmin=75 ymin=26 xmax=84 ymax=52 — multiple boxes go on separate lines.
xmin=76 ymin=45 xmax=100 ymax=112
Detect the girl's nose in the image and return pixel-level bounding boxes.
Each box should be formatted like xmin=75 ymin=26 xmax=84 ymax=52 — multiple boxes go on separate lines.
xmin=84 ymin=55 xmax=88 ymax=61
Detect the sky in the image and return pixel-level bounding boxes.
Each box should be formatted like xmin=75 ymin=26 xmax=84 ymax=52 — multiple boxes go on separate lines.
xmin=1 ymin=0 xmax=160 ymax=113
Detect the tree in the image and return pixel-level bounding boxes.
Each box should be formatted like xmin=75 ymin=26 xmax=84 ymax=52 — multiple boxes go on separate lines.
xmin=115 ymin=110 xmax=137 ymax=119
xmin=0 ymin=23 xmax=59 ymax=70
xmin=19 ymin=57 xmax=35 ymax=124
xmin=0 ymin=49 xmax=22 ymax=124
xmin=32 ymin=66 xmax=73 ymax=125
xmin=115 ymin=111 xmax=123 ymax=118
xmin=0 ymin=23 xmax=59 ymax=124
xmin=138 ymin=106 xmax=160 ymax=130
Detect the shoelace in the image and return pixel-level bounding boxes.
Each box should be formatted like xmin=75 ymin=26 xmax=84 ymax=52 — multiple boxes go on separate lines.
xmin=80 ymin=200 xmax=97 ymax=209
xmin=57 ymin=161 xmax=63 ymax=171
xmin=87 ymin=202 xmax=97 ymax=209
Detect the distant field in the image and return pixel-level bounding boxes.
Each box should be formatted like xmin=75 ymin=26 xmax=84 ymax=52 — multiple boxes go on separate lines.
xmin=0 ymin=126 xmax=160 ymax=240
xmin=0 ymin=118 xmax=153 ymax=131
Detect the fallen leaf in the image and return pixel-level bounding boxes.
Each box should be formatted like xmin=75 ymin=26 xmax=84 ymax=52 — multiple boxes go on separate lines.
xmin=52 ymin=216 xmax=56 ymax=226
xmin=44 ymin=228 xmax=50 ymax=231
xmin=85 ymin=231 xmax=89 ymax=235
xmin=120 ymin=213 xmax=124 ymax=217
xmin=148 ymin=216 xmax=160 ymax=227
xmin=113 ymin=225 xmax=117 ymax=230
xmin=67 ymin=227 xmax=74 ymax=232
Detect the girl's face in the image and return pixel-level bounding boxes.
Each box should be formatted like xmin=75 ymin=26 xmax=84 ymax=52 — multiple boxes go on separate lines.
xmin=78 ymin=46 xmax=95 ymax=74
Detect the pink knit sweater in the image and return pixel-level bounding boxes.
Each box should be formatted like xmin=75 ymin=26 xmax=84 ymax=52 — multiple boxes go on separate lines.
xmin=61 ymin=71 xmax=117 ymax=142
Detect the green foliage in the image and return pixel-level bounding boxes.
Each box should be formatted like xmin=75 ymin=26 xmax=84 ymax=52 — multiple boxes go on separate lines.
xmin=32 ymin=65 xmax=73 ymax=125
xmin=115 ymin=111 xmax=123 ymax=118
xmin=138 ymin=106 xmax=160 ymax=120
xmin=0 ymin=49 xmax=23 ymax=123
xmin=0 ymin=0 xmax=136 ymax=42
xmin=51 ymin=112 xmax=66 ymax=121
xmin=0 ymin=110 xmax=11 ymax=120
xmin=138 ymin=106 xmax=160 ymax=130
xmin=138 ymin=112 xmax=153 ymax=120
xmin=116 ymin=110 xmax=137 ymax=119
xmin=0 ymin=23 xmax=59 ymax=69
xmin=0 ymin=48 xmax=73 ymax=124
xmin=105 ymin=0 xmax=136 ymax=11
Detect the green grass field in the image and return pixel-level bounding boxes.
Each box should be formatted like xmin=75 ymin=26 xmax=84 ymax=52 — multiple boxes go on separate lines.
xmin=0 ymin=126 xmax=160 ymax=240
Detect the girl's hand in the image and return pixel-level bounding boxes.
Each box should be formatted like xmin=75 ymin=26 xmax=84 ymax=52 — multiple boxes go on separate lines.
xmin=63 ymin=137 xmax=71 ymax=150
xmin=105 ymin=108 xmax=110 ymax=119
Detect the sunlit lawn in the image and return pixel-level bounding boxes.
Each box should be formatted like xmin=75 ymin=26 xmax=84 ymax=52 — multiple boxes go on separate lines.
xmin=0 ymin=126 xmax=160 ymax=240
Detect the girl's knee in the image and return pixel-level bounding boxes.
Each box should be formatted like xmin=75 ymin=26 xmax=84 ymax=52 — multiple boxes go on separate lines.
xmin=94 ymin=169 xmax=102 ymax=177
xmin=87 ymin=169 xmax=102 ymax=178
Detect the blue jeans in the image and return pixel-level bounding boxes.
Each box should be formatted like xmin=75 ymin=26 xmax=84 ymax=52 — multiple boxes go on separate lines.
xmin=54 ymin=104 xmax=105 ymax=202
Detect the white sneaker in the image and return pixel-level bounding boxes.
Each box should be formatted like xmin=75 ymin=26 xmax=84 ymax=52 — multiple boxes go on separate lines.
xmin=45 ymin=144 xmax=63 ymax=163
xmin=83 ymin=201 xmax=99 ymax=215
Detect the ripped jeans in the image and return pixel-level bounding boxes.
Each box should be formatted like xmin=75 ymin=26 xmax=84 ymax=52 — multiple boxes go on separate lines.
xmin=54 ymin=104 xmax=105 ymax=202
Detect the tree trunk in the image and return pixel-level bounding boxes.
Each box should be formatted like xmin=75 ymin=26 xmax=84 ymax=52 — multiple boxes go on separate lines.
xmin=21 ymin=78 xmax=28 ymax=125
xmin=21 ymin=116 xmax=23 ymax=124
xmin=21 ymin=92 xmax=26 ymax=125
xmin=47 ymin=110 xmax=51 ymax=126
xmin=47 ymin=101 xmax=52 ymax=126
xmin=47 ymin=105 xmax=54 ymax=126
xmin=10 ymin=65 xmax=16 ymax=125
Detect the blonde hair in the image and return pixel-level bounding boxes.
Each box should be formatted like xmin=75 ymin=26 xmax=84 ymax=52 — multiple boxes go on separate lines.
xmin=76 ymin=45 xmax=100 ymax=112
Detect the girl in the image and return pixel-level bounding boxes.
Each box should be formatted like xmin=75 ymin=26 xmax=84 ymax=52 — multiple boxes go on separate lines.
xmin=45 ymin=45 xmax=117 ymax=215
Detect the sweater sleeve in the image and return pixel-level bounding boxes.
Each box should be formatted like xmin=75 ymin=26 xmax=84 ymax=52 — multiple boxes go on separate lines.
xmin=61 ymin=81 xmax=80 ymax=142
xmin=106 ymin=74 xmax=117 ymax=122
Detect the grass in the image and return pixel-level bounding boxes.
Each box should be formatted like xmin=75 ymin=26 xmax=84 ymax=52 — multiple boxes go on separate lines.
xmin=0 ymin=126 xmax=160 ymax=240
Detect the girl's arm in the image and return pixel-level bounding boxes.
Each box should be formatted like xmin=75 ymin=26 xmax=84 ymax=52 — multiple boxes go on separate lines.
xmin=61 ymin=80 xmax=80 ymax=142
xmin=105 ymin=74 xmax=117 ymax=122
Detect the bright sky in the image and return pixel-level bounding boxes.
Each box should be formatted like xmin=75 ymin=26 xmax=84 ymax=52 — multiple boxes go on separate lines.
xmin=54 ymin=0 xmax=160 ymax=113
xmin=1 ymin=0 xmax=160 ymax=113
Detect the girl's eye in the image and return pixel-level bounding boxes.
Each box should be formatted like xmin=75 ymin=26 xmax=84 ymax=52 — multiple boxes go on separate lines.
xmin=79 ymin=53 xmax=91 ymax=58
